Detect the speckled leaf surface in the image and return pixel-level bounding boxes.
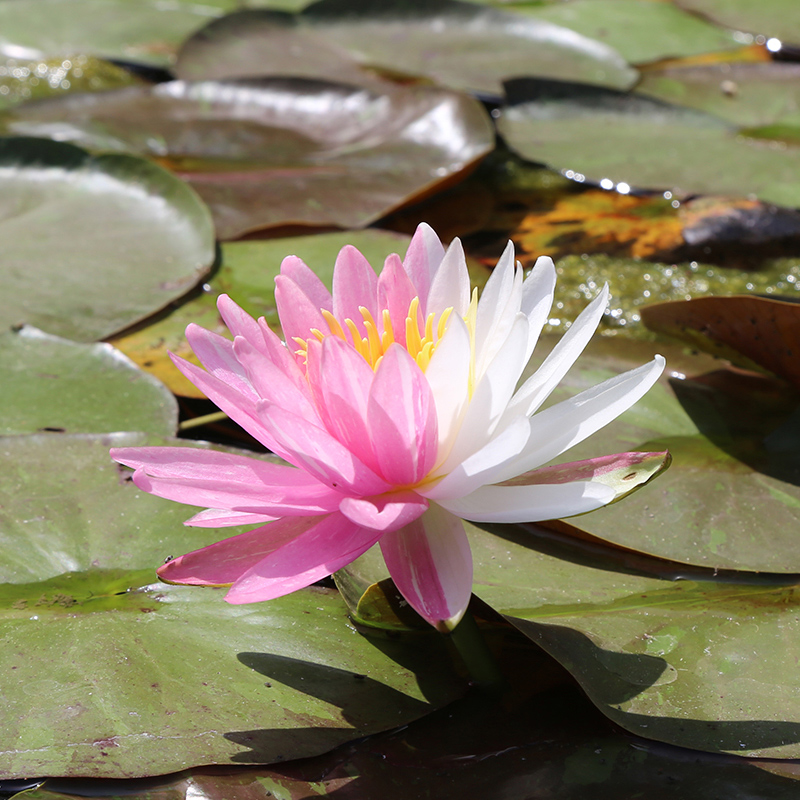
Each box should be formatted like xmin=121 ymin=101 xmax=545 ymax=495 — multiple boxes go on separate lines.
xmin=0 ymin=432 xmax=463 ymax=779
xmin=498 ymin=78 xmax=800 ymax=208
xmin=0 ymin=138 xmax=214 ymax=342
xmin=0 ymin=327 xmax=177 ymax=436
xmin=176 ymin=0 xmax=637 ymax=96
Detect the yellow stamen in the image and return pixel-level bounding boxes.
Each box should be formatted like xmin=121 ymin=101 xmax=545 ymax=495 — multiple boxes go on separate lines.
xmin=464 ymin=288 xmax=479 ymax=397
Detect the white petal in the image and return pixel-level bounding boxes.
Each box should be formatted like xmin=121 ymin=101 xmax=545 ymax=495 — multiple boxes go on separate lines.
xmin=493 ymin=355 xmax=666 ymax=482
xmin=425 ymin=313 xmax=471 ymax=458
xmin=520 ymin=255 xmax=557 ymax=359
xmin=438 ymin=480 xmax=616 ymax=523
xmin=506 ymin=284 xmax=609 ymax=420
xmin=436 ymin=313 xmax=529 ymax=474
xmin=421 ymin=416 xmax=530 ymax=500
xmin=426 ymin=237 xmax=471 ymax=318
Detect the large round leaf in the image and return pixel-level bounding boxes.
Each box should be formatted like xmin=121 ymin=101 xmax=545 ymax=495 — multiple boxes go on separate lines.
xmin=639 ymin=62 xmax=800 ymax=129
xmin=0 ymin=137 xmax=214 ymax=342
xmin=676 ymin=0 xmax=800 ymax=45
xmin=0 ymin=0 xmax=227 ymax=67
xmin=1 ymin=79 xmax=494 ymax=238
xmin=527 ymin=335 xmax=800 ymax=572
xmin=0 ymin=327 xmax=177 ymax=436
xmin=498 ymin=78 xmax=800 ymax=208
xmin=516 ymin=0 xmax=738 ymax=65
xmin=468 ymin=520 xmax=800 ymax=758
xmin=0 ymin=432 xmax=464 ymax=779
xmin=176 ymin=1 xmax=637 ymax=96
xmin=109 ymin=230 xmax=492 ymax=397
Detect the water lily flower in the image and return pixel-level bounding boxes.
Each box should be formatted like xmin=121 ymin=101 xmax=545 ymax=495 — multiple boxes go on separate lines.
xmin=111 ymin=225 xmax=667 ymax=632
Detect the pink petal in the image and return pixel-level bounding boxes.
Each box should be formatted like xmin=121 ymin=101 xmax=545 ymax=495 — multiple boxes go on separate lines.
xmin=314 ymin=335 xmax=380 ymax=472
xmin=217 ymin=294 xmax=262 ymax=343
xmin=184 ymin=508 xmax=277 ymax=528
xmin=332 ymin=245 xmax=379 ymax=338
xmin=426 ymin=237 xmax=470 ymax=319
xmin=169 ymin=353 xmax=279 ymax=452
xmin=157 ymin=516 xmax=323 ymax=586
xmin=233 ymin=336 xmax=321 ymax=425
xmin=279 ymin=255 xmax=332 ymax=311
xmin=112 ymin=446 xmax=343 ymax=515
xmin=377 ymin=253 xmax=419 ymax=348
xmin=225 ymin=513 xmax=381 ymax=603
xmin=257 ymin=400 xmax=391 ymax=496
xmin=184 ymin=324 xmax=256 ymax=401
xmin=403 ymin=222 xmax=445 ymax=312
xmin=275 ymin=269 xmax=331 ymax=356
xmin=257 ymin=318 xmax=310 ymax=394
xmin=339 ymin=491 xmax=428 ymax=532
xmin=368 ymin=344 xmax=438 ymax=485
xmin=380 ymin=504 xmax=472 ymax=631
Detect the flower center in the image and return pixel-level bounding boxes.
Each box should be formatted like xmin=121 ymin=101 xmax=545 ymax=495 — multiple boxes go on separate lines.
xmin=294 ymin=296 xmax=453 ymax=372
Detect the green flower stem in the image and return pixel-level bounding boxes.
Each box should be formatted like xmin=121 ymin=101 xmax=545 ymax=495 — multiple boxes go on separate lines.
xmin=178 ymin=411 xmax=229 ymax=431
xmin=446 ymin=611 xmax=505 ymax=691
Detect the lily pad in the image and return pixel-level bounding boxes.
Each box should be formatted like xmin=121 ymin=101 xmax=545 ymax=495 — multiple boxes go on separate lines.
xmin=0 ymin=137 xmax=215 ymax=342
xmin=675 ymin=0 xmax=800 ymax=46
xmin=639 ymin=61 xmax=800 ymax=129
xmin=640 ymin=294 xmax=800 ymax=390
xmin=528 ymin=335 xmax=800 ymax=572
xmin=0 ymin=327 xmax=177 ymax=437
xmin=176 ymin=0 xmax=637 ymax=96
xmin=0 ymin=432 xmax=464 ymax=779
xmin=468 ymin=519 xmax=800 ymax=758
xmin=498 ymin=78 xmax=800 ymax=208
xmin=0 ymin=0 xmax=226 ymax=67
xmin=109 ymin=231 xmax=492 ymax=397
xmin=0 ymin=79 xmax=494 ymax=238
xmin=515 ymin=0 xmax=739 ymax=65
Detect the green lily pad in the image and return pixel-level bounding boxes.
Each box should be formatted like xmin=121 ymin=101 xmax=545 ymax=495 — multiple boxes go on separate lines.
xmin=675 ymin=0 xmax=800 ymax=45
xmin=514 ymin=0 xmax=739 ymax=65
xmin=0 ymin=327 xmax=177 ymax=436
xmin=639 ymin=62 xmax=800 ymax=129
xmin=0 ymin=79 xmax=494 ymax=238
xmin=176 ymin=0 xmax=637 ymax=96
xmin=0 ymin=432 xmax=464 ymax=779
xmin=0 ymin=0 xmax=227 ymax=68
xmin=0 ymin=137 xmax=215 ymax=342
xmin=468 ymin=520 xmax=800 ymax=758
xmin=529 ymin=335 xmax=800 ymax=573
xmin=109 ymin=231 xmax=492 ymax=396
xmin=498 ymin=78 xmax=800 ymax=208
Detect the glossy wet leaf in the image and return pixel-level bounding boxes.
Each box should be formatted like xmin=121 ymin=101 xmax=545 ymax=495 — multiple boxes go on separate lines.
xmin=514 ymin=0 xmax=738 ymax=65
xmin=639 ymin=61 xmax=800 ymax=129
xmin=0 ymin=0 xmax=226 ymax=67
xmin=109 ymin=231 xmax=491 ymax=396
xmin=176 ymin=0 xmax=637 ymax=96
xmin=0 ymin=327 xmax=177 ymax=437
xmin=676 ymin=0 xmax=800 ymax=45
xmin=0 ymin=79 xmax=493 ymax=239
xmin=0 ymin=432 xmax=464 ymax=779
xmin=498 ymin=78 xmax=800 ymax=208
xmin=640 ymin=295 xmax=800 ymax=390
xmin=0 ymin=137 xmax=215 ymax=342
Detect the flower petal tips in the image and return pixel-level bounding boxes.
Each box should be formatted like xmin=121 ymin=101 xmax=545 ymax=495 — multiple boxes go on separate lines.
xmin=114 ymin=224 xmax=668 ymax=631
